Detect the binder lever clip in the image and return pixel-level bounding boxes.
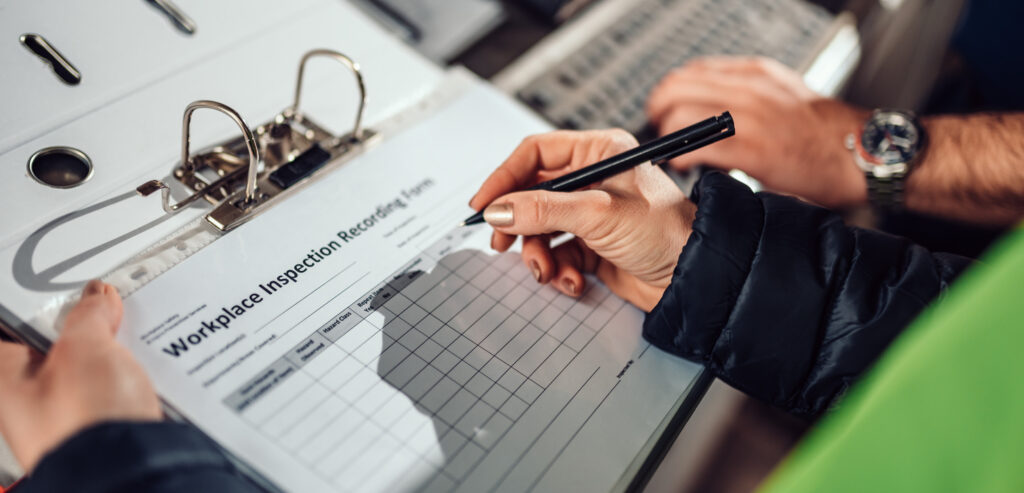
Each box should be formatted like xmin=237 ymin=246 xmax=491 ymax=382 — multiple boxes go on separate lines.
xmin=137 ymin=49 xmax=380 ymax=232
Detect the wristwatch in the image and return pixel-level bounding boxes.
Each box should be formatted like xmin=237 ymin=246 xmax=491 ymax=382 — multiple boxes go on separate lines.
xmin=845 ymin=109 xmax=926 ymax=209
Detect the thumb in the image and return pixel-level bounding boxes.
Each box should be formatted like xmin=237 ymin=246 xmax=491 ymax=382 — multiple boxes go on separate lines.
xmin=61 ymin=280 xmax=124 ymax=342
xmin=0 ymin=341 xmax=33 ymax=390
xmin=482 ymin=189 xmax=614 ymax=240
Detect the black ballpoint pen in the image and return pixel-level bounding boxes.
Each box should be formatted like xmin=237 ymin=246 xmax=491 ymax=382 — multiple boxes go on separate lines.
xmin=460 ymin=111 xmax=735 ymax=227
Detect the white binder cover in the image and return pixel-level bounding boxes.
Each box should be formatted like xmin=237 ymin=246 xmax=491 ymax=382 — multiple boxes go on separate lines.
xmin=0 ymin=0 xmax=443 ymax=346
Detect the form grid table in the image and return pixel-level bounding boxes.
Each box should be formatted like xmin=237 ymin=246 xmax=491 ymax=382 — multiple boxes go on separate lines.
xmin=224 ymin=232 xmax=627 ymax=492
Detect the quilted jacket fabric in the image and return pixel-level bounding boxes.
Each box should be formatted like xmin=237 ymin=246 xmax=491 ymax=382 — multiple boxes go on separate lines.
xmin=644 ymin=172 xmax=970 ymax=416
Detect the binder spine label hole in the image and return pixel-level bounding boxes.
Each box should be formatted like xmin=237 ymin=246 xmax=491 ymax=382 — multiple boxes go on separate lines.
xmin=27 ymin=146 xmax=93 ymax=189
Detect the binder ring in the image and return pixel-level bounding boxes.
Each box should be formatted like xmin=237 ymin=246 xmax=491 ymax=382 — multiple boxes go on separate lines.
xmin=137 ymin=100 xmax=261 ymax=213
xmin=183 ymin=100 xmax=261 ymax=204
xmin=288 ymin=49 xmax=367 ymax=143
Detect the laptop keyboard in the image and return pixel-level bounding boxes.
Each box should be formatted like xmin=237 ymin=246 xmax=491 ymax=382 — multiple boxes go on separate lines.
xmin=516 ymin=0 xmax=835 ymax=134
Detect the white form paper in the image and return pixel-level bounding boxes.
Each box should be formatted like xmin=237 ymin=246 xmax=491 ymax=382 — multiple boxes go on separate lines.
xmin=117 ymin=82 xmax=701 ymax=492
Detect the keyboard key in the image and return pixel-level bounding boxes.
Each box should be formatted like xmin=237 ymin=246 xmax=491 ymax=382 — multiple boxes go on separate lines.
xmin=521 ymin=89 xmax=553 ymax=110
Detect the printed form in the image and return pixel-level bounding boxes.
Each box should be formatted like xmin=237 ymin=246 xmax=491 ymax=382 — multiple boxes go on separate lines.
xmin=118 ymin=82 xmax=702 ymax=492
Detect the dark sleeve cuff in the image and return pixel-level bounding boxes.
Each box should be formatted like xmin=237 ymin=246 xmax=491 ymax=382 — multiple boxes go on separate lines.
xmin=642 ymin=172 xmax=764 ymax=362
xmin=21 ymin=421 xmax=242 ymax=493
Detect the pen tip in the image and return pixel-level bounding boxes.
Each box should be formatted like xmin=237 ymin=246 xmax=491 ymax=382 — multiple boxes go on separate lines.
xmin=458 ymin=221 xmax=467 ymax=227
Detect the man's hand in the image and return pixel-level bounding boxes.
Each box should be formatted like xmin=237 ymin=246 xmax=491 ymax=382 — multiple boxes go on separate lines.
xmin=647 ymin=56 xmax=869 ymax=208
xmin=0 ymin=281 xmax=162 ymax=472
xmin=470 ymin=129 xmax=695 ymax=311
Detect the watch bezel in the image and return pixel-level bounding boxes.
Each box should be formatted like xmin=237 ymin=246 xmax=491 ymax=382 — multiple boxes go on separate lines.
xmin=847 ymin=109 xmax=923 ymax=179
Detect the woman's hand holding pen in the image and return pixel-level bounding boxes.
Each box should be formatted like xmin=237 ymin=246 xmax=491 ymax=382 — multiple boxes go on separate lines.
xmin=0 ymin=281 xmax=161 ymax=472
xmin=470 ymin=129 xmax=695 ymax=312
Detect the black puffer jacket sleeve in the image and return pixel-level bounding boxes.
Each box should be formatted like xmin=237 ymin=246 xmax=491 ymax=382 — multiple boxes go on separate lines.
xmin=643 ymin=172 xmax=970 ymax=417
xmin=13 ymin=422 xmax=261 ymax=493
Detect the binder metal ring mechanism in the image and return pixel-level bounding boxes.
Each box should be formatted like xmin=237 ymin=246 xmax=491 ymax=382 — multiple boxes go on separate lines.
xmin=136 ymin=49 xmax=380 ymax=232
xmin=92 ymin=57 xmax=480 ymax=305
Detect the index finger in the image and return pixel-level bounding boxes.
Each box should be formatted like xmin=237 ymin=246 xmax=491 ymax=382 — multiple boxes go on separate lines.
xmin=470 ymin=131 xmax=575 ymax=211
xmin=469 ymin=129 xmax=635 ymax=211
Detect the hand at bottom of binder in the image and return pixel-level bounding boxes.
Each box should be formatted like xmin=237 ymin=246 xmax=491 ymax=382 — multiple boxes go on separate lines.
xmin=470 ymin=129 xmax=695 ymax=312
xmin=0 ymin=281 xmax=161 ymax=472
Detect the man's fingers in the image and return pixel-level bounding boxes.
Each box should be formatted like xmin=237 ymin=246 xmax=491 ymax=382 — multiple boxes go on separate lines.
xmin=648 ymin=73 xmax=770 ymax=128
xmin=60 ymin=280 xmax=124 ymax=342
xmin=647 ymin=57 xmax=758 ymax=124
xmin=687 ymin=56 xmax=792 ymax=79
xmin=483 ymin=189 xmax=612 ymax=240
xmin=658 ymin=106 xmax=762 ymax=171
xmin=648 ymin=57 xmax=803 ymax=128
xmin=647 ymin=73 xmax=697 ymax=125
xmin=655 ymin=102 xmax=727 ymax=137
xmin=658 ymin=106 xmax=743 ymax=169
xmin=647 ymin=73 xmax=718 ymax=124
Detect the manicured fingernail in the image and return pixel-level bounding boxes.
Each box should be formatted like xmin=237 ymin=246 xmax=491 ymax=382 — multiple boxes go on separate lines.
xmin=562 ymin=279 xmax=578 ymax=296
xmin=483 ymin=203 xmax=514 ymax=227
xmin=529 ymin=260 xmax=541 ymax=282
xmin=468 ymin=193 xmax=478 ymax=208
xmin=83 ymin=279 xmax=103 ymax=297
xmin=490 ymin=232 xmax=498 ymax=251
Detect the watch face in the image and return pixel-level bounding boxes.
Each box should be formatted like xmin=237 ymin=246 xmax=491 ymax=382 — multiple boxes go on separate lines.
xmin=860 ymin=112 xmax=920 ymax=165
